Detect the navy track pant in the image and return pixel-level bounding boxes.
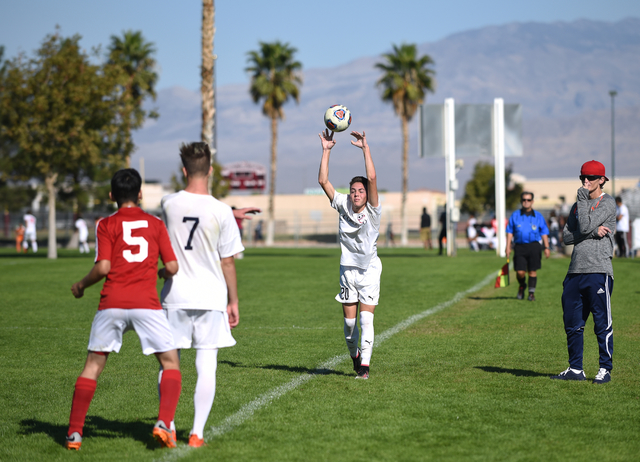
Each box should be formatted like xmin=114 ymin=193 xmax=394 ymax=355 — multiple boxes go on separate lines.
xmin=561 ymin=273 xmax=614 ymax=371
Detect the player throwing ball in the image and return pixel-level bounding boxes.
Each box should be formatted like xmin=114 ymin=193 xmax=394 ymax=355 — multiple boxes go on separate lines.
xmin=318 ymin=129 xmax=381 ymax=380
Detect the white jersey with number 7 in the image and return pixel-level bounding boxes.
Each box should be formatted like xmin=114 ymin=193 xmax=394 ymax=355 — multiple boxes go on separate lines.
xmin=160 ymin=191 xmax=244 ymax=312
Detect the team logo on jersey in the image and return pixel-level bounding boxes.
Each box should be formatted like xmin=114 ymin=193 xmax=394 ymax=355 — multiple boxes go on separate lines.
xmin=356 ymin=213 xmax=367 ymax=224
xmin=531 ymin=224 xmax=537 ymax=231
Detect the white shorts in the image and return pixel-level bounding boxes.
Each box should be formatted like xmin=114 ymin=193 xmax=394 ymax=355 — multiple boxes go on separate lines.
xmin=164 ymin=309 xmax=236 ymax=350
xmin=335 ymin=256 xmax=382 ymax=306
xmin=78 ymin=230 xmax=88 ymax=243
xmin=25 ymin=230 xmax=36 ymax=241
xmin=87 ymin=309 xmax=176 ymax=355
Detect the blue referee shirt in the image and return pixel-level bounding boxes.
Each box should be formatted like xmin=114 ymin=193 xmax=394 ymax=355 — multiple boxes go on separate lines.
xmin=506 ymin=209 xmax=549 ymax=244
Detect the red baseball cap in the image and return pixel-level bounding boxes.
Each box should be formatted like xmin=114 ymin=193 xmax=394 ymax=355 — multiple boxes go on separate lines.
xmin=580 ymin=160 xmax=609 ymax=181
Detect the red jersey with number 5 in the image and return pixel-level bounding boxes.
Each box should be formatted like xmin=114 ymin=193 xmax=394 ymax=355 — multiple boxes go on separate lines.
xmin=95 ymin=207 xmax=176 ymax=310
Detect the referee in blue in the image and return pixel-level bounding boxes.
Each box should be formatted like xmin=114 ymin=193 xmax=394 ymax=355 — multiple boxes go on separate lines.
xmin=505 ymin=192 xmax=551 ymax=301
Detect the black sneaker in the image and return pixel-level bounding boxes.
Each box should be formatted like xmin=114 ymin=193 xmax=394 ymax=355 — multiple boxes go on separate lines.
xmin=528 ymin=292 xmax=535 ymax=301
xmin=593 ymin=368 xmax=611 ymax=384
xmin=351 ymin=348 xmax=362 ymax=372
xmin=355 ymin=365 xmax=369 ymax=380
xmin=550 ymin=367 xmax=586 ymax=381
xmin=517 ymin=287 xmax=525 ymax=300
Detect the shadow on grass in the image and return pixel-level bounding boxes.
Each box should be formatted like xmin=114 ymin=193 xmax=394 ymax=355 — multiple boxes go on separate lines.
xmin=20 ymin=415 xmax=169 ymax=450
xmin=220 ymin=360 xmax=350 ymax=376
xmin=474 ymin=366 xmax=550 ymax=377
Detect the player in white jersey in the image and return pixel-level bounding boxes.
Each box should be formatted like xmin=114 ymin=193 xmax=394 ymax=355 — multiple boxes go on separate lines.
xmin=318 ymin=129 xmax=381 ymax=380
xmin=160 ymin=142 xmax=246 ymax=448
xmin=23 ymin=211 xmax=37 ymax=253
xmin=75 ymin=215 xmax=90 ymax=254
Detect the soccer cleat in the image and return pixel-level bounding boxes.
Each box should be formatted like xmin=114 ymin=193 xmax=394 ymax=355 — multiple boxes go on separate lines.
xmin=153 ymin=420 xmax=177 ymax=448
xmin=593 ymin=368 xmax=611 ymax=384
xmin=528 ymin=292 xmax=536 ymax=301
xmin=188 ymin=434 xmax=207 ymax=448
xmin=65 ymin=432 xmax=82 ymax=450
xmin=517 ymin=287 xmax=525 ymax=300
xmin=355 ymin=365 xmax=369 ymax=380
xmin=550 ymin=367 xmax=586 ymax=381
xmin=351 ymin=348 xmax=362 ymax=372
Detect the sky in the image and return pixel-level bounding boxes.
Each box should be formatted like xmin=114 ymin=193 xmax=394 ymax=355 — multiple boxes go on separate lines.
xmin=2 ymin=0 xmax=639 ymax=91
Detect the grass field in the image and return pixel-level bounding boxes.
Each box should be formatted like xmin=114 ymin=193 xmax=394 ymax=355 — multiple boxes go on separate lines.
xmin=1 ymin=247 xmax=639 ymax=462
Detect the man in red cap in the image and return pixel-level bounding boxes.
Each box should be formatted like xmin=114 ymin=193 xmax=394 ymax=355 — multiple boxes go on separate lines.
xmin=551 ymin=160 xmax=616 ymax=384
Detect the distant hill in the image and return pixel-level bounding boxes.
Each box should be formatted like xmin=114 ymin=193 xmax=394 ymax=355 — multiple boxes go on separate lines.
xmin=132 ymin=18 xmax=640 ymax=194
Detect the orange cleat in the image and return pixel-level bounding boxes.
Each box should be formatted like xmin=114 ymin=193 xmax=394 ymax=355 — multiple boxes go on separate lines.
xmin=65 ymin=432 xmax=82 ymax=450
xmin=188 ymin=434 xmax=207 ymax=448
xmin=153 ymin=421 xmax=177 ymax=448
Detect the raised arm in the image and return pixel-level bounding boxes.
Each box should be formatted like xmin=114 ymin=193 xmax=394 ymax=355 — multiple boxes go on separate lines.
xmin=318 ymin=129 xmax=336 ymax=202
xmin=351 ymin=131 xmax=378 ymax=207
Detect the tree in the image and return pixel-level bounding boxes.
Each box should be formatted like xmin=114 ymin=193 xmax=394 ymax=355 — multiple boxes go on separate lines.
xmin=201 ymin=0 xmax=215 ymax=153
xmin=246 ymin=41 xmax=302 ymax=245
xmin=0 ymin=32 xmax=128 ymax=258
xmin=376 ymin=43 xmax=435 ymax=246
xmin=107 ymin=30 xmax=159 ymax=166
xmin=461 ymin=161 xmax=523 ymax=215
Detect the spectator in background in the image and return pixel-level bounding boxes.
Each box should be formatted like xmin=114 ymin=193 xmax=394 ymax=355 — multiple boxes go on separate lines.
xmin=615 ymin=196 xmax=629 ymax=257
xmin=75 ymin=214 xmax=90 ymax=254
xmin=254 ymin=220 xmax=264 ymax=244
xmin=23 ymin=210 xmax=37 ymax=253
xmin=548 ymin=210 xmax=560 ymax=252
xmin=467 ymin=213 xmax=479 ymax=252
xmin=420 ymin=208 xmax=432 ymax=250
xmin=15 ymin=223 xmax=26 ymax=253
xmin=438 ymin=209 xmax=446 ymax=255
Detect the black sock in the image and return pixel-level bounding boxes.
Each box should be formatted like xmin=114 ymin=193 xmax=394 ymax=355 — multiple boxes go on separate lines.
xmin=517 ymin=276 xmax=526 ymax=289
xmin=528 ymin=276 xmax=537 ymax=293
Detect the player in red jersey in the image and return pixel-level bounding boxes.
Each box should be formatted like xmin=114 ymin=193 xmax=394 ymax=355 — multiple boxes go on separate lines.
xmin=65 ymin=169 xmax=182 ymax=451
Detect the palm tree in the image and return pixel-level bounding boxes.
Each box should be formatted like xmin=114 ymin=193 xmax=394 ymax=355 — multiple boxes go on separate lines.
xmin=246 ymin=41 xmax=302 ymax=245
xmin=201 ymin=0 xmax=215 ymax=156
xmin=376 ymin=44 xmax=435 ymax=246
xmin=107 ymin=30 xmax=158 ymax=167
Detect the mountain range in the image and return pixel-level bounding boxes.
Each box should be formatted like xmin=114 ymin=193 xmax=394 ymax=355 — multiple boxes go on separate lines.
xmin=131 ymin=17 xmax=640 ymax=195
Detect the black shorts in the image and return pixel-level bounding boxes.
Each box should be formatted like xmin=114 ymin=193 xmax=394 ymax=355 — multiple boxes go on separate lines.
xmin=514 ymin=242 xmax=542 ymax=272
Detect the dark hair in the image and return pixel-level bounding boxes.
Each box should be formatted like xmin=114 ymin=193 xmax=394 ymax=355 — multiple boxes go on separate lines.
xmin=111 ymin=169 xmax=142 ymax=206
xmin=349 ymin=176 xmax=368 ymax=191
xmin=179 ymin=142 xmax=211 ymax=177
xmin=521 ymin=191 xmax=534 ymax=200
xmin=615 ymin=196 xmax=622 ymax=203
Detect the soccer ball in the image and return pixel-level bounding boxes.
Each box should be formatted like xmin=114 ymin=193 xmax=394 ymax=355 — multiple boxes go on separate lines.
xmin=324 ymin=105 xmax=352 ymax=132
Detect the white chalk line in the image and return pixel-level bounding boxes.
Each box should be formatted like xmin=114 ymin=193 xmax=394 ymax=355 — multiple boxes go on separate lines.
xmin=154 ymin=271 xmax=496 ymax=462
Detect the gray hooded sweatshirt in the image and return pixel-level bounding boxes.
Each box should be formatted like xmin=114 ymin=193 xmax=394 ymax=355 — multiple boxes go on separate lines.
xmin=563 ymin=187 xmax=616 ymax=278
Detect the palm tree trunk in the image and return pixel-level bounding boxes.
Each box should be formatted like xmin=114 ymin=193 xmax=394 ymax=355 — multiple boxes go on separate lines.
xmin=400 ymin=116 xmax=409 ymax=246
xmin=45 ymin=172 xmax=58 ymax=259
xmin=201 ymin=0 xmax=214 ymax=151
xmin=266 ymin=116 xmax=278 ymax=246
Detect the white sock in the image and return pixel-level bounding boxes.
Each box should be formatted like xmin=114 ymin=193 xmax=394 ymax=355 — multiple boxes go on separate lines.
xmin=32 ymin=241 xmax=38 ymax=252
xmin=471 ymin=241 xmax=479 ymax=252
xmin=359 ymin=311 xmax=375 ymax=366
xmin=191 ymin=349 xmax=218 ymax=439
xmin=343 ymin=317 xmax=359 ymax=357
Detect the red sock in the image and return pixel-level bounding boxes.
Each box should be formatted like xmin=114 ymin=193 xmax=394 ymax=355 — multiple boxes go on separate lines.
xmin=158 ymin=369 xmax=181 ymax=424
xmin=68 ymin=377 xmax=97 ymax=436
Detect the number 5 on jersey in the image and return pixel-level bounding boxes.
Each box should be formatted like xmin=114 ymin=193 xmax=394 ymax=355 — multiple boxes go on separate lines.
xmin=122 ymin=221 xmax=149 ymax=262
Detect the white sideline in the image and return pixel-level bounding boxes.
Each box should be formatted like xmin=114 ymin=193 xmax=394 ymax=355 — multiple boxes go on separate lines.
xmin=154 ymin=271 xmax=496 ymax=462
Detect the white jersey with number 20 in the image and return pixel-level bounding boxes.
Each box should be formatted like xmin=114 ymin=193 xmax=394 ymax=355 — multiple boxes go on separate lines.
xmin=331 ymin=191 xmax=381 ymax=269
xmin=160 ymin=191 xmax=244 ymax=311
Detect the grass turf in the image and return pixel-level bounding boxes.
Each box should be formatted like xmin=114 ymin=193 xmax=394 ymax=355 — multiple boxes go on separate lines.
xmin=0 ymin=247 xmax=639 ymax=461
